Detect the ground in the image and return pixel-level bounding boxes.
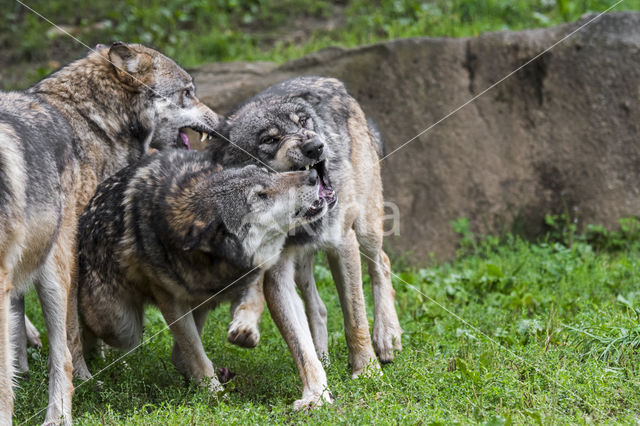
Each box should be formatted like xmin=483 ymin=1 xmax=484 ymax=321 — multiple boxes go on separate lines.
xmin=14 ymin=218 xmax=640 ymax=423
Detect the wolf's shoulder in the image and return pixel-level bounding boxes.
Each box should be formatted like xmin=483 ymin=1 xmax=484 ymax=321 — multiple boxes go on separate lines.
xmin=268 ymin=76 xmax=347 ymax=96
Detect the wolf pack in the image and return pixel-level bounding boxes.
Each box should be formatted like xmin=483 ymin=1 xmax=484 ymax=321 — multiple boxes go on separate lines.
xmin=0 ymin=42 xmax=402 ymax=424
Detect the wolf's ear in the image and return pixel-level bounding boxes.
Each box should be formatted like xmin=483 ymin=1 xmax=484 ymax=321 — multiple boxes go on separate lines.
xmin=109 ymin=42 xmax=144 ymax=75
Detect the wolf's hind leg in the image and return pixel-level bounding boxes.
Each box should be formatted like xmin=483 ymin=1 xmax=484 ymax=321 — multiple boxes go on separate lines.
xmin=67 ymin=270 xmax=92 ymax=381
xmin=0 ymin=268 xmax=14 ymax=425
xmin=86 ymin=297 xmax=143 ymax=352
xmin=25 ymin=313 xmax=41 ymax=348
xmin=327 ymin=230 xmax=379 ymax=377
xmin=295 ymin=251 xmax=329 ymax=363
xmin=156 ymin=294 xmax=222 ymax=394
xmin=78 ymin=262 xmax=144 ymax=353
xmin=172 ymin=303 xmax=211 ymax=378
xmin=36 ymin=255 xmax=73 ymax=425
xmin=10 ymin=294 xmax=29 ymax=374
xmin=227 ymin=275 xmax=263 ymax=349
xmin=11 ymin=295 xmax=43 ymax=375
xmin=356 ymin=218 xmax=402 ymax=363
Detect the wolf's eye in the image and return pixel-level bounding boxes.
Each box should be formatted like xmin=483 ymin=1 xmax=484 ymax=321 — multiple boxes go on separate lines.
xmin=257 ymin=192 xmax=268 ymax=199
xmin=262 ymin=136 xmax=280 ymax=145
xmin=184 ymin=88 xmax=193 ymax=98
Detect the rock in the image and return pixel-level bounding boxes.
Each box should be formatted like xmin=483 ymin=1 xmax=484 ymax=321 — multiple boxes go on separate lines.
xmin=190 ymin=12 xmax=640 ymax=262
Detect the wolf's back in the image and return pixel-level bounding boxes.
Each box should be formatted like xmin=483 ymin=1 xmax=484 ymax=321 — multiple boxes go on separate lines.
xmin=366 ymin=117 xmax=385 ymax=158
xmin=0 ymin=93 xmax=75 ymax=208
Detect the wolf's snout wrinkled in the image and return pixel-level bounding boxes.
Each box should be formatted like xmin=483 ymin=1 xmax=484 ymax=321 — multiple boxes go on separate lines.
xmin=200 ymin=104 xmax=221 ymax=129
xmin=302 ymin=139 xmax=324 ymax=160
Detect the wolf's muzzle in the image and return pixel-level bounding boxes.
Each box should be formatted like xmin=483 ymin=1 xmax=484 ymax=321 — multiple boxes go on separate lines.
xmin=302 ymin=139 xmax=324 ymax=160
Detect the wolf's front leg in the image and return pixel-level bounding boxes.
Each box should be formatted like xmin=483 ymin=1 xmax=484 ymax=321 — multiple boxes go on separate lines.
xmin=227 ymin=275 xmax=263 ymax=348
xmin=155 ymin=294 xmax=223 ymax=394
xmin=263 ymin=253 xmax=333 ymax=410
xmin=294 ymin=250 xmax=329 ymax=362
xmin=327 ymin=229 xmax=380 ymax=378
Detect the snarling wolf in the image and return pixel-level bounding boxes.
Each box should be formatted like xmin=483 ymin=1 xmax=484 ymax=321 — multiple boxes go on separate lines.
xmin=75 ymin=149 xmax=328 ymax=394
xmin=0 ymin=42 xmax=219 ymax=424
xmin=210 ymin=76 xmax=402 ymax=408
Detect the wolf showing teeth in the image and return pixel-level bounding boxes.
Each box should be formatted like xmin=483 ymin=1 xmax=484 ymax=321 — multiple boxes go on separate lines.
xmin=211 ymin=76 xmax=402 ymax=409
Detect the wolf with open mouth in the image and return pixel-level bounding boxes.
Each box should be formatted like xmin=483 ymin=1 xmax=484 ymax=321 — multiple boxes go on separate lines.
xmin=2 ymin=41 xmax=220 ymax=424
xmin=74 ymin=149 xmax=327 ymax=396
xmin=210 ymin=76 xmax=402 ymax=409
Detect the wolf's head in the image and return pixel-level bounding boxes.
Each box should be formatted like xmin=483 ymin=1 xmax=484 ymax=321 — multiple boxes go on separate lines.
xmin=105 ymin=42 xmax=219 ymax=150
xmin=32 ymin=42 xmax=219 ymax=152
xmin=167 ymin=164 xmax=327 ymax=268
xmin=214 ymin=92 xmax=337 ymax=210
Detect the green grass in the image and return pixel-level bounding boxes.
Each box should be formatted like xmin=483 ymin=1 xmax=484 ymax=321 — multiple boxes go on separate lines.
xmin=6 ymin=1 xmax=640 ymax=422
xmin=14 ymin=221 xmax=640 ymax=424
xmin=3 ymin=0 xmax=640 ymax=89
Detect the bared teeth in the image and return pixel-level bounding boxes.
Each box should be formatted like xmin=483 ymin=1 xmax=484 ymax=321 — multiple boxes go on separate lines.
xmin=200 ymin=132 xmax=208 ymax=142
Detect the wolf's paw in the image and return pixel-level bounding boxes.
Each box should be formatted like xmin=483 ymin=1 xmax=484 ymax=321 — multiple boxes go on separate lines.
xmin=227 ymin=316 xmax=260 ymax=348
xmin=15 ymin=349 xmax=29 ymax=375
xmin=0 ymin=410 xmax=11 ymax=426
xmin=73 ymin=362 xmax=92 ymax=382
xmin=25 ymin=316 xmax=42 ymax=348
xmin=373 ymin=321 xmax=403 ymax=364
xmin=293 ymin=389 xmax=334 ymax=411
xmin=350 ymin=350 xmax=382 ymax=379
xmin=43 ymin=416 xmax=72 ymax=426
xmin=203 ymin=375 xmax=226 ymax=398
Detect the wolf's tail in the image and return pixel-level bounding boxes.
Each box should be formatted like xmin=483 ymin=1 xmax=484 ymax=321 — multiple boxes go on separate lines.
xmin=367 ymin=117 xmax=385 ymax=158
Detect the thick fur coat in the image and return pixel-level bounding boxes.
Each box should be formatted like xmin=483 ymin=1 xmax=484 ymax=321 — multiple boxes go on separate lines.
xmin=0 ymin=42 xmax=219 ymax=424
xmin=210 ymin=76 xmax=402 ymax=409
xmin=75 ymin=149 xmax=327 ymax=393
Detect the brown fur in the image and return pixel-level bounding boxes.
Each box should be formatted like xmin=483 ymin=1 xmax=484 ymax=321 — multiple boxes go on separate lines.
xmin=1 ymin=42 xmax=219 ymax=424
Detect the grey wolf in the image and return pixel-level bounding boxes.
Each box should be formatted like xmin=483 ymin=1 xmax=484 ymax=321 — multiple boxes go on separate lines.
xmin=0 ymin=42 xmax=219 ymax=424
xmin=75 ymin=149 xmax=329 ymax=394
xmin=210 ymin=76 xmax=402 ymax=408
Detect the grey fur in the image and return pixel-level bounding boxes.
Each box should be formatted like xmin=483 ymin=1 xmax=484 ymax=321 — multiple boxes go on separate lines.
xmin=209 ymin=76 xmax=401 ymax=409
xmin=75 ymin=149 xmax=327 ymax=394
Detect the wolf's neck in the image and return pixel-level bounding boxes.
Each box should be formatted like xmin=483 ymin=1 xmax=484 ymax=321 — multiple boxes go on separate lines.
xmin=28 ymin=62 xmax=149 ymax=182
xmin=242 ymin=226 xmax=286 ymax=268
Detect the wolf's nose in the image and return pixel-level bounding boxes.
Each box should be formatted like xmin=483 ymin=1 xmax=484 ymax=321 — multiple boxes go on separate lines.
xmin=303 ymin=139 xmax=324 ymax=160
xmin=307 ymin=168 xmax=318 ymax=184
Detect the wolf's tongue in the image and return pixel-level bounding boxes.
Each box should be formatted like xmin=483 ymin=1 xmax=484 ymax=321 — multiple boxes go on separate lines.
xmin=318 ymin=177 xmax=327 ymax=197
xmin=180 ymin=131 xmax=190 ymax=150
